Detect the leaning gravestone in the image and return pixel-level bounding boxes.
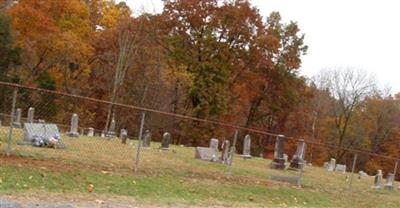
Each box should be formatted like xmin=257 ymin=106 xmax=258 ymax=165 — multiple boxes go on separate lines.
xmin=220 ymin=140 xmax=230 ymax=164
xmin=290 ymin=139 xmax=306 ymax=169
xmin=242 ymin=134 xmax=252 ymax=159
xmin=27 ymin=107 xmax=34 ymax=123
xmin=66 ymin=113 xmax=79 ymax=137
xmin=271 ymin=135 xmax=286 ymax=170
xmin=160 ymin=132 xmax=171 ymax=149
xmin=384 ymin=173 xmax=395 ymax=190
xmin=87 ymin=128 xmax=94 ymax=137
xmin=120 ymin=129 xmax=128 ymax=144
xmin=209 ymin=138 xmax=219 ymax=151
xmin=327 ymin=158 xmax=336 ymax=172
xmin=13 ymin=108 xmax=22 ymax=128
xmin=373 ymin=170 xmax=383 ymax=189
xmin=20 ymin=123 xmax=65 ymax=149
xmin=335 ymin=164 xmax=346 ymax=173
xmin=195 ymin=147 xmax=218 ymax=162
xmin=143 ymin=130 xmax=151 ymax=148
xmin=107 ymin=118 xmax=116 ymax=137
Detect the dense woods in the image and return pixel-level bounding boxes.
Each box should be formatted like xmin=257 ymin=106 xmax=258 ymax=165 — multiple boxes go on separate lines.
xmin=0 ymin=0 xmax=399 ymax=176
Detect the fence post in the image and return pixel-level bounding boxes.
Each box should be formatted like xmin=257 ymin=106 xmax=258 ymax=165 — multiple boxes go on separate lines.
xmin=134 ymin=111 xmax=146 ymax=172
xmin=226 ymin=130 xmax=238 ymax=175
xmin=349 ymin=153 xmax=358 ymax=188
xmin=6 ymin=87 xmax=18 ymax=156
xmin=393 ymin=160 xmax=398 ymax=188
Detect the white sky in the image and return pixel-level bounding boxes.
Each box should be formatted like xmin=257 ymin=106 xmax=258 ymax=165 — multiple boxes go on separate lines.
xmin=119 ymin=0 xmax=400 ymax=93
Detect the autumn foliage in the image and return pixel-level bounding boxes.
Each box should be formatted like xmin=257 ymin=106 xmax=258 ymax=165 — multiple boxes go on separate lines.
xmin=1 ymin=0 xmax=399 ymax=178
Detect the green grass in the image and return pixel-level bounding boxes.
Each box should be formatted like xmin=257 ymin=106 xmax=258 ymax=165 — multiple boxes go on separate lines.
xmin=1 ymin=127 xmax=400 ymax=207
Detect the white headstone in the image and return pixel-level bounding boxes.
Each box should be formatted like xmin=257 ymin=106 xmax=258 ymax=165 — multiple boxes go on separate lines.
xmin=327 ymin=158 xmax=336 ymax=172
xmin=67 ymin=113 xmax=79 ymax=137
xmin=384 ymin=173 xmax=395 ymax=190
xmin=143 ymin=130 xmax=152 ymax=148
xmin=87 ymin=128 xmax=94 ymax=137
xmin=120 ymin=129 xmax=128 ymax=144
xmin=107 ymin=118 xmax=116 ymax=137
xmin=335 ymin=164 xmax=346 ymax=173
xmin=13 ymin=108 xmax=22 ymax=128
xmin=27 ymin=107 xmax=34 ymax=123
xmin=373 ymin=170 xmax=383 ymax=189
xmin=242 ymin=134 xmax=251 ymax=159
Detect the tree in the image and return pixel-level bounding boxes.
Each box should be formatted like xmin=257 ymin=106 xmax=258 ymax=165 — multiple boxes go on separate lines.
xmin=0 ymin=11 xmax=20 ymax=81
xmin=313 ymin=68 xmax=376 ymax=162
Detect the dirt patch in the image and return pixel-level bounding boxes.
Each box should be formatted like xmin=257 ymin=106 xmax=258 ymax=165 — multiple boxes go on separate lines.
xmin=0 ymin=154 xmax=121 ymax=174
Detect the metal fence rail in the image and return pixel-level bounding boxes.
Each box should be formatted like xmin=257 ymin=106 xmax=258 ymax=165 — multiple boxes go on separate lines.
xmin=0 ymin=81 xmax=398 ymax=190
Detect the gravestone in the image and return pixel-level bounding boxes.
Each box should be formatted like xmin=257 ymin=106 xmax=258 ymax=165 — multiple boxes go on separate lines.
xmin=242 ymin=134 xmax=252 ymax=159
xmin=107 ymin=118 xmax=116 ymax=137
xmin=220 ymin=140 xmax=230 ymax=164
xmin=384 ymin=173 xmax=395 ymax=190
xmin=20 ymin=123 xmax=65 ymax=149
xmin=358 ymin=171 xmax=368 ymax=177
xmin=290 ymin=139 xmax=306 ymax=169
xmin=327 ymin=158 xmax=336 ymax=172
xmin=120 ymin=129 xmax=128 ymax=144
xmin=195 ymin=147 xmax=218 ymax=162
xmin=101 ymin=131 xmax=105 ymax=137
xmin=209 ymin=138 xmax=219 ymax=151
xmin=87 ymin=128 xmax=94 ymax=137
xmin=27 ymin=107 xmax=34 ymax=123
xmin=373 ymin=170 xmax=383 ymax=189
xmin=13 ymin=108 xmax=22 ymax=128
xmin=66 ymin=113 xmax=79 ymax=137
xmin=143 ymin=130 xmax=151 ymax=148
xmin=271 ymin=135 xmax=286 ymax=170
xmin=335 ymin=164 xmax=346 ymax=173
xmin=160 ymin=132 xmax=171 ymax=149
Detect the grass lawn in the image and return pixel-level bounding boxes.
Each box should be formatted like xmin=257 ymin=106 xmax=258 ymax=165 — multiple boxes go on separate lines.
xmin=0 ymin=127 xmax=399 ymax=207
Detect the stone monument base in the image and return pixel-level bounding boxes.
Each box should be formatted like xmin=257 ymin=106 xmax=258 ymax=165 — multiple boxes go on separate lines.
xmin=271 ymin=158 xmax=286 ymax=170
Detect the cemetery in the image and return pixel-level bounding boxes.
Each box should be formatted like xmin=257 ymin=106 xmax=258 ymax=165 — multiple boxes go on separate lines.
xmin=1 ymin=110 xmax=399 ymax=207
xmin=1 ymin=0 xmax=400 ymax=206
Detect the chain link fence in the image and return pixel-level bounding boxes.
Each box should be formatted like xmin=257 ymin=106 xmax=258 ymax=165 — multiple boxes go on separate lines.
xmin=0 ymin=82 xmax=398 ymax=191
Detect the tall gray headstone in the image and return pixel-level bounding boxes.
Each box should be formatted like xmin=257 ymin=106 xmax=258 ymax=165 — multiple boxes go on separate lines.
xmin=220 ymin=140 xmax=230 ymax=164
xmin=209 ymin=138 xmax=219 ymax=151
xmin=13 ymin=108 xmax=22 ymax=128
xmin=143 ymin=130 xmax=151 ymax=148
xmin=290 ymin=139 xmax=306 ymax=169
xmin=242 ymin=134 xmax=252 ymax=159
xmin=67 ymin=113 xmax=79 ymax=137
xmin=270 ymin=135 xmax=286 ymax=170
xmin=160 ymin=132 xmax=171 ymax=149
xmin=373 ymin=170 xmax=383 ymax=189
xmin=87 ymin=127 xmax=94 ymax=137
xmin=107 ymin=118 xmax=116 ymax=137
xmin=27 ymin=107 xmax=34 ymax=123
xmin=384 ymin=173 xmax=395 ymax=190
xmin=120 ymin=129 xmax=128 ymax=144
